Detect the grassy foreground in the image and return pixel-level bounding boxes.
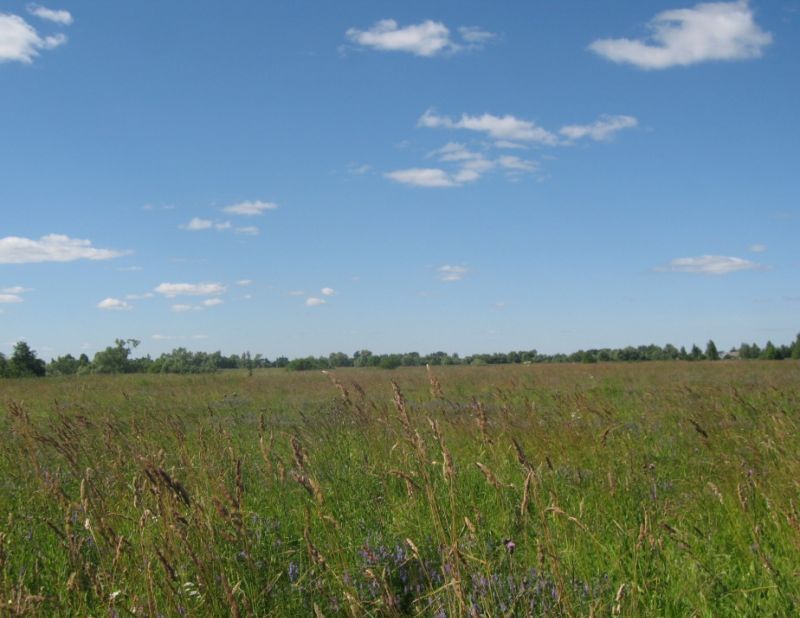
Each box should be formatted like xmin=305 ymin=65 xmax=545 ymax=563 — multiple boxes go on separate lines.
xmin=1 ymin=362 xmax=799 ymax=616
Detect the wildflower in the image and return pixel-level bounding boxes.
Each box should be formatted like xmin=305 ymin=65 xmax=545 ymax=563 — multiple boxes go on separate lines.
xmin=504 ymin=538 xmax=516 ymax=554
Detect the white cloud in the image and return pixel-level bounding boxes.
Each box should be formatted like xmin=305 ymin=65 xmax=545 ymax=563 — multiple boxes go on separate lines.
xmin=560 ymin=115 xmax=638 ymax=141
xmin=494 ymin=140 xmax=527 ymax=149
xmin=170 ymin=304 xmax=194 ymax=313
xmin=748 ymin=243 xmax=767 ymax=253
xmin=202 ymin=298 xmax=223 ymax=307
xmin=458 ymin=26 xmax=495 ymax=44
xmin=0 ymin=294 xmax=23 ymax=304
xmin=0 ymin=12 xmax=67 ymax=64
xmin=1 ymin=286 xmax=32 ymax=294
xmin=151 ymin=333 xmax=176 ymax=341
xmin=657 ymin=255 xmax=764 ymax=275
xmin=385 ymin=168 xmax=456 ymax=188
xmin=419 ymin=109 xmax=558 ymax=144
xmin=589 ymin=0 xmax=772 ymax=70
xmin=321 ymin=287 xmax=335 ymax=296
xmin=234 ymin=226 xmax=260 ymax=236
xmin=117 ymin=265 xmax=143 ymax=272
xmin=438 ymin=265 xmax=469 ymax=281
xmin=97 ymin=298 xmax=132 ymax=311
xmin=222 ymin=200 xmax=278 ymax=216
xmin=498 ymin=155 xmax=538 ymax=173
xmin=0 ymin=234 xmax=127 ymax=264
xmin=215 ymin=221 xmax=232 ymax=230
xmin=236 ymin=279 xmax=253 ymax=286
xmin=155 ymin=282 xmax=226 ymax=297
xmin=180 ymin=217 xmax=214 ymax=231
xmin=27 ymin=4 xmax=73 ymax=25
xmin=346 ymin=19 xmax=455 ymax=56
xmin=125 ymin=292 xmax=154 ymax=300
xmin=306 ymin=297 xmax=327 ymax=306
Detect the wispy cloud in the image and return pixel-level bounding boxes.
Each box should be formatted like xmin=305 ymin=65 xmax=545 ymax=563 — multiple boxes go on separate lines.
xmin=385 ymin=168 xmax=457 ymax=188
xmin=0 ymin=12 xmax=67 ymax=64
xmin=179 ymin=218 xmax=233 ymax=232
xmin=2 ymin=286 xmax=32 ymax=294
xmin=170 ymin=304 xmax=194 ymax=313
xmin=438 ymin=265 xmax=469 ymax=281
xmin=155 ymin=282 xmax=226 ymax=297
xmin=0 ymin=294 xmax=23 ymax=304
xmin=0 ymin=234 xmax=127 ymax=264
xmin=234 ymin=226 xmax=260 ymax=236
xmin=346 ymin=19 xmax=455 ymax=56
xmin=125 ymin=292 xmax=154 ymax=300
xmin=306 ymin=297 xmax=327 ymax=306
xmin=748 ymin=243 xmax=767 ymax=253
xmin=345 ymin=19 xmax=496 ymax=56
xmin=97 ymin=298 xmax=132 ymax=311
xmin=27 ymin=4 xmax=73 ymax=25
xmin=202 ymin=298 xmax=223 ymax=307
xmin=560 ymin=115 xmax=638 ymax=142
xmin=236 ymin=279 xmax=253 ymax=286
xmin=590 ymin=0 xmax=772 ymax=70
xmin=656 ymin=255 xmax=765 ymax=275
xmin=419 ymin=109 xmax=558 ymax=144
xmin=222 ymin=200 xmax=278 ymax=216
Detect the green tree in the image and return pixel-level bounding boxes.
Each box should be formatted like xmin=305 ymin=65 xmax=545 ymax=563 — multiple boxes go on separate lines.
xmin=705 ymin=340 xmax=720 ymax=361
xmin=8 ymin=341 xmax=46 ymax=377
xmin=792 ymin=334 xmax=800 ymax=360
xmin=92 ymin=339 xmax=140 ymax=374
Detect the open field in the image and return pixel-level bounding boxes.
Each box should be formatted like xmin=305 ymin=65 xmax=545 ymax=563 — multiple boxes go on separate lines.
xmin=2 ymin=362 xmax=800 ymax=616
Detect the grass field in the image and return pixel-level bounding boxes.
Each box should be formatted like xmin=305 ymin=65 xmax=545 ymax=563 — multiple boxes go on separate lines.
xmin=1 ymin=361 xmax=799 ymax=616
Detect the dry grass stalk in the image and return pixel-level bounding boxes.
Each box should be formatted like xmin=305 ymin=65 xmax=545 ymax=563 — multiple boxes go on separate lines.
xmin=707 ymin=482 xmax=723 ymax=504
xmin=520 ymin=470 xmax=534 ymax=517
xmin=428 ymin=417 xmax=455 ymax=481
xmin=390 ymin=469 xmax=418 ymax=498
xmin=475 ymin=462 xmax=505 ymax=489
xmin=511 ymin=438 xmax=533 ymax=473
xmin=473 ymin=399 xmax=491 ymax=444
xmin=426 ymin=364 xmax=444 ymax=399
xmin=291 ymin=471 xmax=325 ymax=505
xmin=322 ymin=370 xmax=351 ymax=406
xmin=291 ymin=436 xmax=308 ymax=471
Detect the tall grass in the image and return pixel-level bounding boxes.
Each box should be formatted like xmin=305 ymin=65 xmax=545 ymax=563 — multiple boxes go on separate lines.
xmin=1 ymin=361 xmax=799 ymax=616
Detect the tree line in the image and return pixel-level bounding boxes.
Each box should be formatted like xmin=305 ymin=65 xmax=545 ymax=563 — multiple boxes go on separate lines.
xmin=1 ymin=334 xmax=799 ymax=378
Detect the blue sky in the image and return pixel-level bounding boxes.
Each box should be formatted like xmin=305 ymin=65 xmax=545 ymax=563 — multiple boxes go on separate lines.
xmin=1 ymin=0 xmax=798 ymax=359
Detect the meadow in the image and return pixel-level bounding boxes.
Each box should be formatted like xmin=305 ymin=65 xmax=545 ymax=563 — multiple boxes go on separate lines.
xmin=1 ymin=361 xmax=799 ymax=616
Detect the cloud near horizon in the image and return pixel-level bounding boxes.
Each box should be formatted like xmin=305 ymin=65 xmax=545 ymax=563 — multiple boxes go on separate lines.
xmin=155 ymin=282 xmax=226 ymax=297
xmin=0 ymin=234 xmax=128 ymax=264
xmin=657 ymin=255 xmax=764 ymax=275
xmin=589 ymin=0 xmax=772 ymax=70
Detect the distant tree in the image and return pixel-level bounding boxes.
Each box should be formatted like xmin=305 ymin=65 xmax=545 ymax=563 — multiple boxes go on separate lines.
xmin=761 ymin=341 xmax=778 ymax=360
xmin=705 ymin=340 xmax=720 ymax=361
xmin=792 ymin=334 xmax=800 ymax=360
xmin=8 ymin=341 xmax=46 ymax=377
xmin=48 ymin=354 xmax=81 ymax=376
xmin=689 ymin=344 xmax=704 ymax=361
xmin=0 ymin=353 xmax=7 ymax=377
xmin=92 ymin=339 xmax=140 ymax=374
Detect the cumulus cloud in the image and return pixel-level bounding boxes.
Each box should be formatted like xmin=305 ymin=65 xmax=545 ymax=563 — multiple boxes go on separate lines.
xmin=202 ymin=298 xmax=223 ymax=307
xmin=222 ymin=200 xmax=278 ymax=216
xmin=0 ymin=294 xmax=23 ymax=304
xmin=306 ymin=297 xmax=327 ymax=306
xmin=321 ymin=287 xmax=335 ymax=296
xmin=97 ymin=298 xmax=132 ymax=311
xmin=155 ymin=282 xmax=226 ymax=297
xmin=419 ymin=109 xmax=558 ymax=144
xmin=438 ymin=265 xmax=469 ymax=281
xmin=589 ymin=0 xmax=772 ymax=70
xmin=27 ymin=4 xmax=73 ymax=25
xmin=346 ymin=19 xmax=455 ymax=56
xmin=0 ymin=12 xmax=67 ymax=63
xmin=560 ymin=115 xmax=638 ymax=141
xmin=657 ymin=255 xmax=765 ymax=275
xmin=0 ymin=234 xmax=127 ymax=264
xmin=385 ymin=168 xmax=456 ymax=188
